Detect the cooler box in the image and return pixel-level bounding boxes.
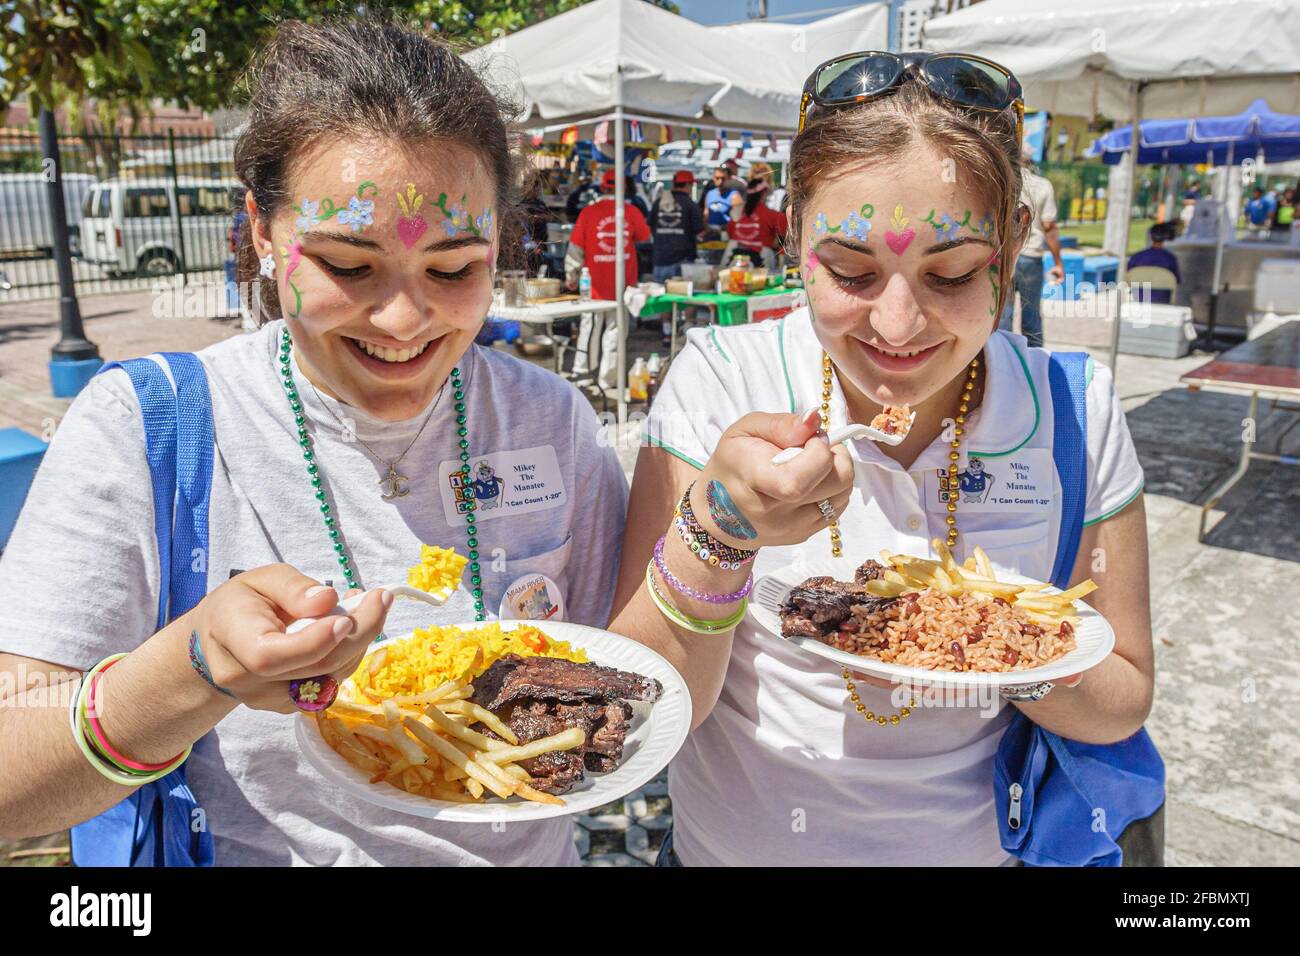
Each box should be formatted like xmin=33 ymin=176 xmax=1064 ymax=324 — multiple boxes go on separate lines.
xmin=1042 ymin=251 xmax=1086 ymax=300
xmin=1253 ymin=259 xmax=1300 ymax=314
xmin=1082 ymin=255 xmax=1119 ymax=290
xmin=1117 ymin=302 xmax=1195 ymax=358
xmin=0 ymin=428 xmax=48 ymax=552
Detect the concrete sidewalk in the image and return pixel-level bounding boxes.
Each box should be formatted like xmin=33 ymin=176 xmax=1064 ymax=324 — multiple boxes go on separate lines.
xmin=1 ymin=293 xmax=1296 ymax=867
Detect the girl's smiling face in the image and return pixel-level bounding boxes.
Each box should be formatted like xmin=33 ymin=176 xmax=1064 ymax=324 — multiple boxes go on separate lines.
xmin=801 ymin=140 xmax=1006 ymax=411
xmin=248 ymin=138 xmax=498 ymax=421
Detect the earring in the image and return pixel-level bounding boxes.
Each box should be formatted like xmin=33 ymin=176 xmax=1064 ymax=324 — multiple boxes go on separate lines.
xmin=259 ymin=253 xmax=276 ymax=279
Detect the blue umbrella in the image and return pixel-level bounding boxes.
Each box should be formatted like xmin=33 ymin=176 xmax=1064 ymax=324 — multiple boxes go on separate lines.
xmin=1086 ymin=99 xmax=1300 ymax=165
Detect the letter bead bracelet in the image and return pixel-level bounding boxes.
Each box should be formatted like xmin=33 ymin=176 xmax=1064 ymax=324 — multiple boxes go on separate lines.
xmin=675 ymin=483 xmax=758 ymax=570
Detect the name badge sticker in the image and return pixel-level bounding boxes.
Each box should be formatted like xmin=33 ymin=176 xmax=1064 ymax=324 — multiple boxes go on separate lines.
xmin=926 ymin=449 xmax=1055 ymax=514
xmin=438 ymin=444 xmax=568 ymax=525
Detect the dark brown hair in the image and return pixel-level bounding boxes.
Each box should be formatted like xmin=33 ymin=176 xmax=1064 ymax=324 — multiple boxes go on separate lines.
xmin=234 ymin=17 xmax=520 ymax=320
xmin=787 ymin=78 xmax=1027 ymax=316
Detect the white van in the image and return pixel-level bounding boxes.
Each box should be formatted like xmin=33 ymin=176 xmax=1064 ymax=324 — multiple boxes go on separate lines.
xmin=0 ymin=173 xmax=97 ymax=256
xmin=80 ymin=177 xmax=238 ymax=277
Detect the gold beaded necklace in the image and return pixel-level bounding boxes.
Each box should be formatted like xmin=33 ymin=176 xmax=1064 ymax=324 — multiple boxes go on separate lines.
xmin=821 ymin=350 xmax=981 ymax=727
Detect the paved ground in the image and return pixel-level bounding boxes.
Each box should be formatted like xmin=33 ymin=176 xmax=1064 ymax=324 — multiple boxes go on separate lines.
xmin=1 ymin=290 xmax=1297 ymax=867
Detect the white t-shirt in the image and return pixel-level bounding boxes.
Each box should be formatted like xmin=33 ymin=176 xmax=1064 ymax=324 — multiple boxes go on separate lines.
xmin=1019 ymin=169 xmax=1058 ymax=259
xmin=0 ymin=319 xmax=629 ymax=866
xmin=644 ymin=309 xmax=1143 ymax=866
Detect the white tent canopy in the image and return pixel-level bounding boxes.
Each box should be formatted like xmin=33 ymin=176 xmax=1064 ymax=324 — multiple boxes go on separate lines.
xmin=922 ymin=0 xmax=1300 ymax=119
xmin=924 ymin=0 xmax=1300 ymax=369
xmin=468 ymin=0 xmax=802 ymax=131
xmin=708 ymin=4 xmax=890 ymax=91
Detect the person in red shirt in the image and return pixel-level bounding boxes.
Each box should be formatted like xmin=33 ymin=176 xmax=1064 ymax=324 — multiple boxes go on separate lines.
xmin=564 ymin=169 xmax=652 ymax=380
xmin=565 ymin=169 xmax=652 ymax=300
xmin=724 ymin=177 xmax=788 ymax=268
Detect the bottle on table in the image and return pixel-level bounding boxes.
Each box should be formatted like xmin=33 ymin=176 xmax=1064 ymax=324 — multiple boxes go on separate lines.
xmin=578 ymin=267 xmax=592 ymax=300
xmin=629 ymin=357 xmax=650 ymax=402
xmin=647 ymin=352 xmax=663 ymax=402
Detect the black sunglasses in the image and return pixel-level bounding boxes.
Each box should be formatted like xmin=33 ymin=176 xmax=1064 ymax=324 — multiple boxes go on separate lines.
xmin=798 ymin=51 xmax=1024 ymax=141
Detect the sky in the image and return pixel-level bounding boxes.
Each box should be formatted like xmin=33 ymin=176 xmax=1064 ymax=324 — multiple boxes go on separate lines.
xmin=675 ymin=0 xmax=876 ymax=26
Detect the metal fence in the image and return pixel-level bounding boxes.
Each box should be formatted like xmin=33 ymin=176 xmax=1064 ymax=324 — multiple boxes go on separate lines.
xmin=1041 ymin=161 xmax=1201 ymax=226
xmin=0 ymin=128 xmax=240 ymax=301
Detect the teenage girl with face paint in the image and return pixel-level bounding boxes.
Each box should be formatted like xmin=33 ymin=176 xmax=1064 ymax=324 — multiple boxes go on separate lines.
xmin=0 ymin=19 xmax=627 ymax=865
xmin=611 ymin=53 xmax=1154 ymax=866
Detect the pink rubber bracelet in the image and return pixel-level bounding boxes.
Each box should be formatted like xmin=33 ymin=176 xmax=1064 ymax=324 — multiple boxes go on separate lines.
xmin=85 ymin=658 xmax=183 ymax=773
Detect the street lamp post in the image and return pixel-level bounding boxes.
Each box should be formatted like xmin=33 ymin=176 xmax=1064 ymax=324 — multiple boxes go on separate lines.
xmin=40 ymin=108 xmax=101 ymax=397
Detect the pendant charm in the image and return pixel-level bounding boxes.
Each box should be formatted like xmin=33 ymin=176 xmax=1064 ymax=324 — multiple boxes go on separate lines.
xmin=379 ymin=463 xmax=410 ymax=500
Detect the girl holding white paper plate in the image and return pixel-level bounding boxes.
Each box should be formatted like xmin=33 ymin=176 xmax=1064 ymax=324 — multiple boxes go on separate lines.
xmin=612 ymin=52 xmax=1155 ymax=867
xmin=0 ymin=18 xmax=627 ymax=866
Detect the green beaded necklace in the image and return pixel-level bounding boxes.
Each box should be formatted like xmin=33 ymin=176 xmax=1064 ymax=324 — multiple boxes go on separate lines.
xmin=276 ymin=326 xmax=485 ymax=622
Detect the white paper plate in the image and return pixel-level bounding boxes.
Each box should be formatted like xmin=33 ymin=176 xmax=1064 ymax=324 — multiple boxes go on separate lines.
xmin=748 ymin=557 xmax=1115 ymax=688
xmin=296 ymin=621 xmax=691 ymax=822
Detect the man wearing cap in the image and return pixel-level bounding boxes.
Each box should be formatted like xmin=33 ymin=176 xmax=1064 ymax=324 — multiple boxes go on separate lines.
xmin=650 ymin=170 xmax=707 ymax=283
xmin=565 ymin=169 xmax=652 ymax=379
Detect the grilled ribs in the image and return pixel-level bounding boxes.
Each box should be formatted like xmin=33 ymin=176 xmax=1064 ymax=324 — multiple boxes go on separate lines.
xmin=471 ymin=655 xmax=661 ymax=794
xmin=778 ymin=561 xmax=899 ymax=641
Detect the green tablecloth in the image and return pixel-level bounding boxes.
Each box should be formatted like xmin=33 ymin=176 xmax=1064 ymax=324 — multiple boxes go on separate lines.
xmin=639 ymin=285 xmax=797 ymax=326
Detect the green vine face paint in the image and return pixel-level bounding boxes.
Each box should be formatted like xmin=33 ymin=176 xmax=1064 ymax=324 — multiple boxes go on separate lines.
xmin=282 ymin=181 xmax=378 ymax=317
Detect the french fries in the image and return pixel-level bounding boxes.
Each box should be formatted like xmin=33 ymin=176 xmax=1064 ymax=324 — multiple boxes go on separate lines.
xmin=315 ymin=668 xmax=585 ymax=807
xmin=867 ymin=539 xmax=1093 ymax=630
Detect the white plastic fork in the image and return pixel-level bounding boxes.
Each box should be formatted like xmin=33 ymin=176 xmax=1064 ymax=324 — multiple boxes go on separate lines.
xmin=285 ymin=584 xmax=455 ymax=635
xmin=770 ymin=415 xmax=915 ymax=465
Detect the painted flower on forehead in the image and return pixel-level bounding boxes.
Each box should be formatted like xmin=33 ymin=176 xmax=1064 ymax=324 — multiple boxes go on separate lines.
xmin=336 ymin=194 xmax=375 ymax=231
xmin=975 ymin=214 xmax=994 ymax=240
xmin=933 ymin=213 xmax=961 ymax=242
xmin=813 ymin=212 xmax=831 ymax=237
xmin=294 ymin=199 xmax=320 ymax=234
xmin=475 ymin=209 xmax=493 ymax=234
xmin=840 ymin=210 xmax=872 ymax=242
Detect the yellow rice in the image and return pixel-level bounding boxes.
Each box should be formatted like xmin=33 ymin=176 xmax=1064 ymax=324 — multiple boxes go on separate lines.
xmin=349 ymin=623 xmax=588 ymax=699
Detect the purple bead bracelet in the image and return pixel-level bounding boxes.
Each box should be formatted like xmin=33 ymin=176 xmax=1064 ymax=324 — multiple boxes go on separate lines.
xmin=653 ymin=536 xmax=754 ymax=604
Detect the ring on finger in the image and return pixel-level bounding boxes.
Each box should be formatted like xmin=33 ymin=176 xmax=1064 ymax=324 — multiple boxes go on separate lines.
xmin=816 ymin=498 xmax=838 ymax=524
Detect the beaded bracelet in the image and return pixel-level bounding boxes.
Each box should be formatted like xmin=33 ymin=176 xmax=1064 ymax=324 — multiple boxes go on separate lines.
xmin=85 ymin=658 xmax=186 ymax=773
xmin=71 ymin=655 xmax=191 ymax=786
xmin=644 ymin=562 xmax=750 ymax=634
xmin=675 ymin=483 xmax=758 ymax=570
xmin=653 ymin=536 xmax=753 ymax=604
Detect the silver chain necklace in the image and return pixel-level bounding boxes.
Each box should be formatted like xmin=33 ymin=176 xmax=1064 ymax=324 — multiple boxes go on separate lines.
xmin=306 ymin=378 xmax=446 ymax=500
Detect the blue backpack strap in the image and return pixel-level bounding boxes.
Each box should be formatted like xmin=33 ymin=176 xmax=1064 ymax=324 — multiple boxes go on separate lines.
xmin=71 ymin=355 xmax=215 ymax=867
xmin=1047 ymin=351 xmax=1090 ymax=590
xmin=158 ymin=352 xmax=214 ymax=619
xmin=96 ymin=357 xmax=179 ymax=631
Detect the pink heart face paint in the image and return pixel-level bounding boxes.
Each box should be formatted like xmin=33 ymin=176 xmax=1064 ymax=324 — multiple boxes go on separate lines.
xmin=884 ymin=203 xmax=916 ymax=255
xmin=395 ymin=183 xmax=429 ymax=249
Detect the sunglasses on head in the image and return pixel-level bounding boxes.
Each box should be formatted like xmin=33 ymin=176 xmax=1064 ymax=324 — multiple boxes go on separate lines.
xmin=798 ymin=50 xmax=1024 ymax=142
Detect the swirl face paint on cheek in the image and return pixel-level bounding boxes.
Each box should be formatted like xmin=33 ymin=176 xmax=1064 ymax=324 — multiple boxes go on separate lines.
xmin=804 ymin=242 xmax=821 ymax=287
xmin=987 ymin=253 xmax=1000 ymax=318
